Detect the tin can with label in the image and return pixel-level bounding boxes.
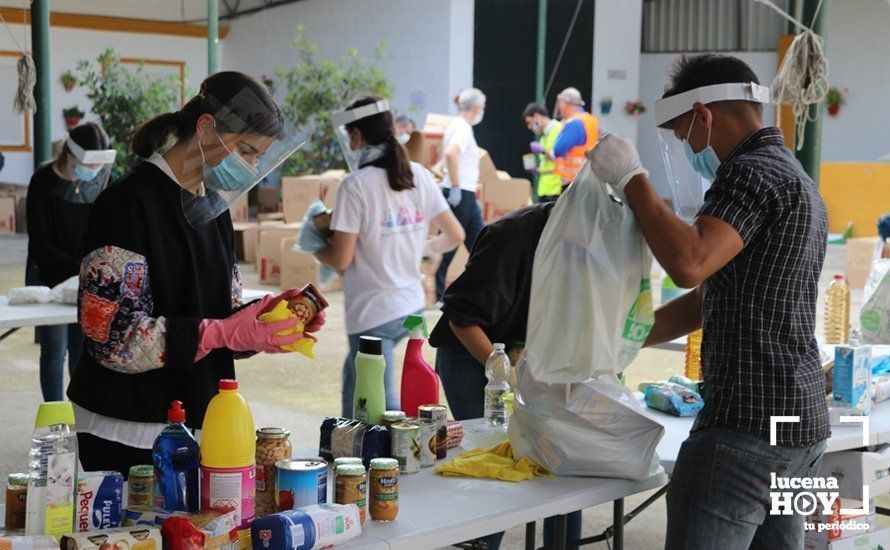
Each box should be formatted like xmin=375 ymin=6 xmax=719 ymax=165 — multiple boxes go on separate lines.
xmin=409 ymin=418 xmax=437 ymax=468
xmin=418 ymin=404 xmax=448 ymax=460
xmin=390 ymin=422 xmax=421 ymax=474
xmin=275 ymin=459 xmax=327 ymax=512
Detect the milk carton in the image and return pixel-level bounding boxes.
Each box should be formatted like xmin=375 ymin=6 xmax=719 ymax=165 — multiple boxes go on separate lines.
xmin=833 ymin=346 xmax=872 ymax=414
xmin=76 ymin=472 xmax=124 ymax=532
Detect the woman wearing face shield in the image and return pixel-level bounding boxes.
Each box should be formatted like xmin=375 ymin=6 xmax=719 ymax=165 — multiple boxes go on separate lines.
xmin=67 ymin=72 xmax=324 ymax=474
xmin=316 ymin=94 xmax=465 ymax=418
xmin=26 ymin=122 xmax=113 ymax=402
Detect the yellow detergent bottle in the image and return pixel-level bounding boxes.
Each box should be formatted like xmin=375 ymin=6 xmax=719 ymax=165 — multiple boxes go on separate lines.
xmin=200 ymin=379 xmax=256 ymax=533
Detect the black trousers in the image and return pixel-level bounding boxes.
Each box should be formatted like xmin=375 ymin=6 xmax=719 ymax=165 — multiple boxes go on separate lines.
xmin=78 ymin=432 xmax=153 ymax=478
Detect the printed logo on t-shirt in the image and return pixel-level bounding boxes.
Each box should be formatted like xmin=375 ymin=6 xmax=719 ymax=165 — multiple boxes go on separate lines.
xmin=380 ymin=203 xmax=426 ymax=236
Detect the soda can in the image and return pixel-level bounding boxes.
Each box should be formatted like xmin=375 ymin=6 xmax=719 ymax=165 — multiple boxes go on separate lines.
xmin=410 ymin=419 xmax=437 ymax=468
xmin=275 ymin=458 xmax=327 ymax=511
xmin=418 ymin=404 xmax=448 ymax=460
xmin=390 ymin=422 xmax=421 ymax=475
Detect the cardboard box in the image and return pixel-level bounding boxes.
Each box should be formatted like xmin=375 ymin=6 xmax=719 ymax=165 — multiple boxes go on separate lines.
xmin=482 ymin=178 xmax=532 ymax=223
xmin=806 ymin=525 xmax=890 ymax=550
xmin=818 ymin=447 xmax=890 ymax=500
xmin=477 ymin=148 xmax=499 ymax=187
xmin=0 ymin=196 xmax=15 ymax=234
xmin=61 ymin=526 xmax=163 ymax=550
xmin=420 ymin=256 xmax=441 ymax=308
xmin=258 ymin=224 xmax=301 ymax=285
xmin=229 ymin=194 xmax=249 ymax=223
xmin=446 ymin=245 xmax=469 ymax=284
xmin=233 ymin=222 xmax=259 ymax=263
xmin=282 ymin=175 xmax=341 ymax=224
xmin=257 ymin=187 xmax=282 ymax=213
xmin=833 ymin=346 xmax=872 ymax=414
xmin=280 ymin=238 xmax=319 ymax=291
xmin=258 ymin=212 xmax=285 ymax=223
xmin=805 ymin=499 xmax=878 ymax=546
xmin=846 ymin=238 xmax=881 ymax=289
xmin=406 ymin=113 xmax=455 ymax=168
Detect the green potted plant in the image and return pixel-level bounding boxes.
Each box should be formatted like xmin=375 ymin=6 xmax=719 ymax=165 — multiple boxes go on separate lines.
xmin=624 ymin=100 xmax=647 ymax=116
xmin=826 ymin=87 xmax=845 ymax=116
xmin=61 ymin=70 xmax=77 ymax=92
xmin=63 ymin=106 xmax=85 ymax=128
xmin=600 ymin=97 xmax=613 ymax=115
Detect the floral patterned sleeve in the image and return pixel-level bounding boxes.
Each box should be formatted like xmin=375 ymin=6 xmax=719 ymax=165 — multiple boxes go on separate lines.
xmin=232 ymin=263 xmax=243 ymax=309
xmin=79 ymin=246 xmax=180 ymax=374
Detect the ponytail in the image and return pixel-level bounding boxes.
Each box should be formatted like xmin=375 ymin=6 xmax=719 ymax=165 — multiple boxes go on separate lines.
xmin=383 ymin=133 xmax=414 ymax=192
xmin=132 ymin=112 xmax=180 ymax=158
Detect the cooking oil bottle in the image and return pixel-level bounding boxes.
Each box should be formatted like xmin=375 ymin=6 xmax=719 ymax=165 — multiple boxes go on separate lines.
xmin=685 ymin=329 xmax=703 ymax=381
xmin=824 ymin=274 xmax=850 ymax=345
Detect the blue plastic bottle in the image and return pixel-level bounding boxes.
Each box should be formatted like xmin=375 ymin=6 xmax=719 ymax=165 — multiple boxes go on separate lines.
xmin=152 ymin=401 xmax=200 ymax=512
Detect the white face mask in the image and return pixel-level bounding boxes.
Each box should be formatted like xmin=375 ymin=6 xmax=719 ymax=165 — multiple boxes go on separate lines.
xmin=473 ymin=109 xmax=485 ymax=126
xmin=397 ymin=133 xmax=410 ymax=145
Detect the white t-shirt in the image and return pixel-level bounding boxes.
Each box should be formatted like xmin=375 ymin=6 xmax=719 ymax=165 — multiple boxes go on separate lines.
xmin=441 ymin=117 xmax=480 ymax=193
xmin=331 ymin=162 xmax=449 ymax=334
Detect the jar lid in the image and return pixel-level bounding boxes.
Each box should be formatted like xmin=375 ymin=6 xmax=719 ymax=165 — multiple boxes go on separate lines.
xmin=129 ymin=465 xmax=154 ymax=478
xmin=257 ymin=427 xmax=290 ymax=439
xmin=8 ymin=473 xmax=28 ymax=486
xmin=382 ymin=411 xmax=407 ymax=421
xmin=336 ymin=464 xmax=366 ymax=476
xmin=370 ymin=458 xmax=399 ymax=471
xmin=390 ymin=422 xmax=419 ymax=432
xmin=333 ymin=457 xmax=363 ymax=467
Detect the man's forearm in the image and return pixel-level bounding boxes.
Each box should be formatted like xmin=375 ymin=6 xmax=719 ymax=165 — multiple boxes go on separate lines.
xmin=644 ymin=286 xmax=702 ymax=347
xmin=450 ymin=322 xmax=493 ymax=365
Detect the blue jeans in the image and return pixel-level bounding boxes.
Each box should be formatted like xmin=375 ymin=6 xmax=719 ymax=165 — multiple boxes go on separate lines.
xmin=38 ymin=323 xmax=82 ymax=402
xmin=341 ymin=313 xmax=419 ymax=418
xmin=436 ymin=345 xmax=582 ymax=548
xmin=435 ymin=189 xmax=484 ymax=300
xmin=665 ymin=426 xmax=827 ymax=550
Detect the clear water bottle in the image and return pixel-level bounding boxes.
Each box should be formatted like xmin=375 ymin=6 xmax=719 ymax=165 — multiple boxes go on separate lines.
xmin=25 ymin=402 xmax=78 ymax=536
xmin=484 ymin=343 xmax=511 ymax=427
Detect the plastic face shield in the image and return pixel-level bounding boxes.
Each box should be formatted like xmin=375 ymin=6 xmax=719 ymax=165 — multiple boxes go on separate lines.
xmin=181 ymin=87 xmax=306 ymax=227
xmin=330 ymin=100 xmax=390 ymax=172
xmin=65 ymin=137 xmax=117 ymax=202
xmin=654 ymin=82 xmax=770 ymax=222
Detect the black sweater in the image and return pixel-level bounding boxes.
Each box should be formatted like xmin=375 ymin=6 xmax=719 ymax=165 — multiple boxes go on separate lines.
xmin=68 ymin=162 xmax=238 ymax=428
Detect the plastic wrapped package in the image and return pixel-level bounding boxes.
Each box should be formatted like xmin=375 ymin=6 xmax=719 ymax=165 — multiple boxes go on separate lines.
xmin=318 ymin=418 xmax=391 ymax=468
xmin=861 ymin=241 xmax=890 ymax=344
xmin=249 ymin=504 xmax=361 ymax=550
xmin=644 ymin=382 xmax=704 ymax=417
xmin=161 ymin=510 xmax=239 ymax=550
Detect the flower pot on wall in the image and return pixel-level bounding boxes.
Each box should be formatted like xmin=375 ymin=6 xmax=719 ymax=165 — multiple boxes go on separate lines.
xmin=827 ymin=103 xmax=840 ymax=117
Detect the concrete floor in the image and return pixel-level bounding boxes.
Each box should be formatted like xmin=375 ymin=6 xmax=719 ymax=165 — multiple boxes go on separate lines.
xmin=0 ymin=233 xmax=876 ymax=548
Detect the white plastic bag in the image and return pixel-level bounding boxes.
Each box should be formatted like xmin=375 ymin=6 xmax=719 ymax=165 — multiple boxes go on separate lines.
xmin=508 ymin=359 xmax=664 ymax=479
xmin=861 ymin=242 xmax=890 ymax=344
xmin=7 ymin=286 xmax=52 ymax=304
xmin=49 ymin=276 xmax=79 ymax=304
xmin=524 ymin=163 xmax=654 ymax=383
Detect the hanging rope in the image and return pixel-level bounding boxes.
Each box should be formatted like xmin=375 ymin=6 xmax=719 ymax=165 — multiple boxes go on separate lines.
xmin=542 ymin=0 xmax=585 ymax=102
xmin=754 ymin=0 xmax=829 ymax=150
xmin=0 ymin=0 xmax=37 ymax=114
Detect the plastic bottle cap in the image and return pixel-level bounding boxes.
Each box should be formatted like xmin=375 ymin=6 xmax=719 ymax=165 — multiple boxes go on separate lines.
xmin=219 ymin=379 xmax=238 ymax=391
xmin=492 ymin=343 xmax=506 ymax=351
xmin=834 ymin=274 xmax=844 ymax=280
xmin=359 ymin=336 xmax=383 ymax=355
xmin=167 ymin=401 xmax=186 ymax=423
xmin=34 ymin=401 xmax=75 ymax=429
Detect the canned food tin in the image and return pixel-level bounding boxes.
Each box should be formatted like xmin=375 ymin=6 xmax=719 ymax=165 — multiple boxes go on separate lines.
xmin=418 ymin=404 xmax=448 ymax=460
xmin=275 ymin=458 xmax=327 ymax=511
xmin=389 ymin=422 xmax=421 ymax=474
xmin=410 ymin=418 xmax=437 ymax=468
xmin=380 ymin=411 xmax=407 ymax=429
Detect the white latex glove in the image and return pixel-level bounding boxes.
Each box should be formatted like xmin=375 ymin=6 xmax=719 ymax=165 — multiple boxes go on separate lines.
xmin=447 ymin=187 xmax=462 ymax=208
xmin=585 ymin=133 xmax=649 ymax=194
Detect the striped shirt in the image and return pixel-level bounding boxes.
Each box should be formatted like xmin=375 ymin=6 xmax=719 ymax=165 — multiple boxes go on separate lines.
xmin=694 ymin=127 xmax=830 ymax=447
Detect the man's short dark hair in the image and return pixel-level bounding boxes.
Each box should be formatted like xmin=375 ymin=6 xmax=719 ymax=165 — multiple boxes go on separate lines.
xmin=522 ymin=102 xmax=548 ymax=120
xmin=663 ymin=54 xmax=760 ymax=98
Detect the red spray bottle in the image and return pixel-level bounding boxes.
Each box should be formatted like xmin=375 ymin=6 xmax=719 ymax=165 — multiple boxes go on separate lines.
xmin=400 ymin=314 xmax=439 ymax=417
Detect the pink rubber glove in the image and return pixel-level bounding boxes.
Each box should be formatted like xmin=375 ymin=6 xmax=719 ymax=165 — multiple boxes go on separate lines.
xmin=195 ymin=295 xmax=305 ymax=361
xmin=530 ymin=141 xmax=545 ymax=155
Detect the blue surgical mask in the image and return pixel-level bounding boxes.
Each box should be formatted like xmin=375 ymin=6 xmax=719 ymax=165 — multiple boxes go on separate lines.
xmin=200 ymin=131 xmax=259 ymax=193
xmin=397 ymin=133 xmax=410 ymax=145
xmin=682 ymin=116 xmax=720 ymax=181
xmin=73 ymin=164 xmax=101 ymax=182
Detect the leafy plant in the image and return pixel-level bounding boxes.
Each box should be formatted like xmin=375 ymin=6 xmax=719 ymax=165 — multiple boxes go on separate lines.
xmin=624 ymin=100 xmax=647 ymax=116
xmin=826 ymin=87 xmax=844 ymax=107
xmin=77 ymin=48 xmax=182 ymax=177
xmin=276 ymin=26 xmax=393 ymax=175
xmin=63 ymin=106 xmax=85 ymax=119
xmin=61 ymin=70 xmax=77 ymax=90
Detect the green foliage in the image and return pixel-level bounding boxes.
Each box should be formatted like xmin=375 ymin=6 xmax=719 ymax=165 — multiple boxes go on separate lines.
xmin=63 ymin=106 xmax=85 ymax=118
xmin=276 ymin=26 xmax=393 ymax=175
xmin=77 ymin=49 xmax=182 ymax=177
xmin=826 ymin=87 xmax=844 ymax=107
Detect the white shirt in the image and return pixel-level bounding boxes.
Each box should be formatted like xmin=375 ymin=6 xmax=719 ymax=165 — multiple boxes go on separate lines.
xmin=441 ymin=117 xmax=480 ymax=193
xmin=331 ymin=162 xmax=449 ymax=334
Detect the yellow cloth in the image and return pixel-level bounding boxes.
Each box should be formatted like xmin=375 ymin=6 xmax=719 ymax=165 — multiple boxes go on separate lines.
xmin=256 ymin=300 xmax=316 ymax=358
xmin=435 ymin=441 xmax=552 ymax=482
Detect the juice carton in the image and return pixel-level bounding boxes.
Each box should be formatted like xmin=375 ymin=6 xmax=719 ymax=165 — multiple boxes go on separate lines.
xmin=833 ymin=346 xmax=872 ymax=414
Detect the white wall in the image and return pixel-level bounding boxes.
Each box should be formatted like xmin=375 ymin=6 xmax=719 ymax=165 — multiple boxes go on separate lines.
xmin=592 ymin=0 xmax=643 ymax=142
xmin=222 ymin=0 xmax=474 ymax=126
xmin=0 ymin=24 xmax=209 ymax=185
xmin=638 ymin=52 xmax=777 ymax=198
xmin=822 ymin=0 xmax=890 ymax=161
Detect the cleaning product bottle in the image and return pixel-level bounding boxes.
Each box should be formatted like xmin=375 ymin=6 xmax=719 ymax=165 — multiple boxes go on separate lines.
xmin=200 ymin=380 xmax=256 ymax=530
xmin=484 ymin=344 xmax=511 ymax=428
xmin=153 ymin=401 xmax=200 ymax=512
xmin=25 ymin=401 xmax=78 ymax=537
xmin=685 ymin=329 xmax=703 ymax=381
xmin=825 ymin=274 xmax=850 ymax=345
xmin=400 ymin=314 xmax=439 ymax=417
xmin=353 ymin=336 xmax=386 ymax=425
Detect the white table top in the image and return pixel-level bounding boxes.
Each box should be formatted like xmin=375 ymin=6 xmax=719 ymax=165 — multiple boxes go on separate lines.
xmin=0 ymin=289 xmax=271 ymax=330
xmin=644 ymin=398 xmax=890 ymax=475
xmin=345 ymin=419 xmax=668 ymax=549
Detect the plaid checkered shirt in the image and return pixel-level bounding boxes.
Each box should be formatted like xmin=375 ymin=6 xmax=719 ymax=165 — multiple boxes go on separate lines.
xmin=693 ymin=127 xmax=831 ymax=447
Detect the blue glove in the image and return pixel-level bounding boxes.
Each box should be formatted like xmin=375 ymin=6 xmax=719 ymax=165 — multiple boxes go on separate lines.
xmin=879 ymin=214 xmax=890 ymax=241
xmin=447 ymin=187 xmax=462 ymax=208
xmin=298 ymin=200 xmax=331 ymax=252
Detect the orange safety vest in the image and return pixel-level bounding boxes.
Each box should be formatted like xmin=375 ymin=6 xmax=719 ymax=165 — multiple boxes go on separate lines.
xmin=553 ymin=111 xmax=600 ymax=183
